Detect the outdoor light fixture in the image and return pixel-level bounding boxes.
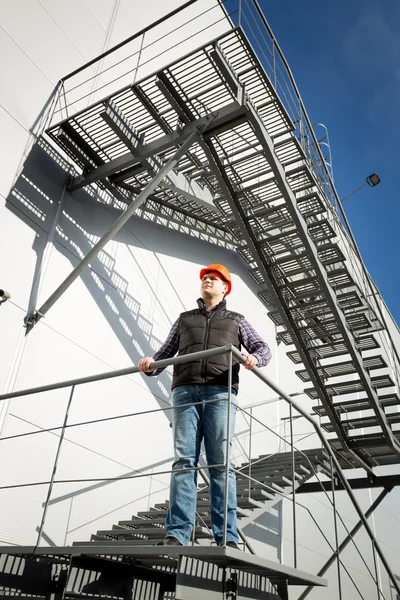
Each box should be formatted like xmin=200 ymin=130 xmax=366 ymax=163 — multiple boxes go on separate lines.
xmin=341 ymin=173 xmax=381 ymax=202
xmin=366 ymin=173 xmax=381 ymax=187
xmin=0 ymin=289 xmax=11 ymax=305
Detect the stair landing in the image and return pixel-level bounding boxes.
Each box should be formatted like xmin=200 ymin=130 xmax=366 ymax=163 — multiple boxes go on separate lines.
xmin=0 ymin=544 xmax=327 ymax=588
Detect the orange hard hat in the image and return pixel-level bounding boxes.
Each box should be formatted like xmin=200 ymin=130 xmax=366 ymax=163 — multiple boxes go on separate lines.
xmin=199 ymin=264 xmax=232 ymax=295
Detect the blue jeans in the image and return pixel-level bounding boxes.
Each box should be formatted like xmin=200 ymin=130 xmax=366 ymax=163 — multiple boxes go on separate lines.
xmin=166 ymin=384 xmax=238 ymax=546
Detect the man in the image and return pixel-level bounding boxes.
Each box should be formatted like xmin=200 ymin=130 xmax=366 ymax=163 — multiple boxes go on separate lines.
xmin=138 ymin=264 xmax=271 ymax=549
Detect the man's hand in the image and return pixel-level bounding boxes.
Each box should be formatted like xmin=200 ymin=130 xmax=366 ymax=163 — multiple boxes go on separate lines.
xmin=138 ymin=357 xmax=155 ymax=373
xmin=241 ymin=353 xmax=258 ymax=370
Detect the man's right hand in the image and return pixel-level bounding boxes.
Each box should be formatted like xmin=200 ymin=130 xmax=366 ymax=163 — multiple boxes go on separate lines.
xmin=138 ymin=357 xmax=155 ymax=373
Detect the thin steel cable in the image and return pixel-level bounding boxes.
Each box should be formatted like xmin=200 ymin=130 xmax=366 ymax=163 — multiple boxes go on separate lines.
xmin=0 ymin=24 xmax=53 ymax=85
xmin=0 ymin=462 xmax=226 ymax=491
xmin=0 ymin=397 xmax=227 ymax=442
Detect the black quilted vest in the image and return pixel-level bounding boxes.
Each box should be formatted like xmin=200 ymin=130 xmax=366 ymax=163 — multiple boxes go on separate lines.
xmin=172 ymin=298 xmax=243 ymax=391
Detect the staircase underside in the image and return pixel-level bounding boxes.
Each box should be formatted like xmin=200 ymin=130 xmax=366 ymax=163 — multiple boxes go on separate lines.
xmin=0 ymin=546 xmax=326 ymax=600
xmin=45 ymin=29 xmax=400 ymax=468
xmin=0 ymin=449 xmax=331 ymax=599
xmin=0 ymin=545 xmax=326 ymax=588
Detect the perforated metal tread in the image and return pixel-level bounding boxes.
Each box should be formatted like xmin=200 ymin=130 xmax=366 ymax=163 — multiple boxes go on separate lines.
xmin=313 ymin=393 xmax=400 ymax=417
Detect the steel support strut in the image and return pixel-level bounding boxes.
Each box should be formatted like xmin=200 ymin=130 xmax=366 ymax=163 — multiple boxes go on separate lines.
xmin=26 ymin=130 xmax=200 ymax=332
xmin=67 ymin=102 xmax=247 ymax=191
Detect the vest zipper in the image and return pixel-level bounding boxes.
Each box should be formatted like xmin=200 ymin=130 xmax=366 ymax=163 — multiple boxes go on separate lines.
xmin=201 ymin=310 xmax=215 ymax=381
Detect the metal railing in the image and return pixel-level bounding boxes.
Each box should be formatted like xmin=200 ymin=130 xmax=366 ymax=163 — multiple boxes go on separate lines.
xmin=0 ymin=344 xmax=399 ymax=599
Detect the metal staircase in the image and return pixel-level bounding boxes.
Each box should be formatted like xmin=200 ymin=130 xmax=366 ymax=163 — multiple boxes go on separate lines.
xmin=43 ymin=26 xmax=400 ymax=474
xmin=4 ymin=7 xmax=398 ymax=600
xmin=74 ymin=448 xmax=328 ymax=547
xmin=0 ymin=449 xmax=329 ymax=600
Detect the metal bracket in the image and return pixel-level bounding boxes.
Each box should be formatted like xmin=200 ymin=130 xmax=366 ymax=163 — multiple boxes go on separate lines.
xmin=276 ymin=580 xmax=289 ymax=600
xmin=224 ymin=571 xmax=238 ymax=599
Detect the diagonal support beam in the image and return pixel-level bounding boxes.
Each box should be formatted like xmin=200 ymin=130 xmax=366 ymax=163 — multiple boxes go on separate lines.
xmin=25 ymin=130 xmax=200 ymax=332
xmin=67 ymin=102 xmax=248 ymax=191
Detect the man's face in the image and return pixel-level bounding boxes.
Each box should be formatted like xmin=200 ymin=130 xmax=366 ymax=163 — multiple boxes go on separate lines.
xmin=201 ymin=271 xmax=228 ymax=299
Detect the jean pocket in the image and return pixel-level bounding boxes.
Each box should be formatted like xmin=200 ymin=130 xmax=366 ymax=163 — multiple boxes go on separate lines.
xmin=172 ymin=385 xmax=195 ymax=406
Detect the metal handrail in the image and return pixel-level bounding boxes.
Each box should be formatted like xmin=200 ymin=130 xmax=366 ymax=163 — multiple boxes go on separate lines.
xmin=1 ymin=344 xmax=399 ymax=595
xmin=228 ymin=345 xmax=400 ymax=597
xmin=0 ymin=345 xmax=232 ymax=402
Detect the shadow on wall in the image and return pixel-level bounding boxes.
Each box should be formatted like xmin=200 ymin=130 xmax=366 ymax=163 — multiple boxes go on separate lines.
xmin=4 ymin=133 xmax=282 ymax=557
xmin=5 ymin=136 xmax=255 ymax=416
xmin=6 ymin=138 xmax=171 ymax=411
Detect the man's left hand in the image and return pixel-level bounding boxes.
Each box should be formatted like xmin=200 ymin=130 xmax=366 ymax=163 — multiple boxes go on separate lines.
xmin=241 ymin=353 xmax=258 ymax=370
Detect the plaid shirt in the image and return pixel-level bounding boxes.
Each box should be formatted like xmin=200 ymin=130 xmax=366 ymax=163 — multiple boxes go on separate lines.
xmin=149 ymin=315 xmax=272 ymax=375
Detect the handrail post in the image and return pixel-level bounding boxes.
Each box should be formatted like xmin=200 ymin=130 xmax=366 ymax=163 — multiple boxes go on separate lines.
xmin=289 ymin=404 xmax=297 ymax=568
xmin=222 ymin=348 xmax=233 ymax=546
xmin=34 ymin=385 xmax=75 ymax=553
xmin=372 ymin=540 xmax=382 ymax=600
xmin=330 ymin=456 xmax=343 ymax=600
xmin=248 ymin=406 xmax=253 ymax=500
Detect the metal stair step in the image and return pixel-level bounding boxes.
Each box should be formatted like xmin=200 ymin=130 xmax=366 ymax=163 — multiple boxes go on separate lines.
xmin=322 ymin=412 xmax=400 ymax=433
xmin=236 ymin=488 xmax=276 ymax=501
xmin=286 ymin=335 xmax=380 ymax=364
xmin=313 ymin=393 xmax=400 ymax=417
xmin=308 ymin=219 xmax=336 ymax=243
xmin=120 ymin=516 xmax=213 ymax=529
xmin=305 ymin=374 xmax=395 ymax=400
xmin=196 ymin=482 xmax=274 ymax=509
xmin=236 ymin=496 xmax=265 ymax=510
xmin=154 ymin=502 xmax=170 ymax=510
xmin=239 ymin=455 xmax=323 ymax=473
xmin=93 ymin=526 xmax=212 ymax=540
xmin=142 ymin=500 xmax=249 ymax=520
xmin=236 ymin=474 xmax=292 ymax=488
xmin=137 ymin=508 xmax=166 ymax=518
xmin=75 ymin=538 xmax=165 ymax=546
xmin=296 ymin=355 xmax=388 ymax=383
xmin=237 ymin=463 xmax=302 ymax=475
xmin=119 ymin=517 xmax=166 ymax=527
xmin=281 ymin=316 xmax=374 ymax=347
xmin=329 ymin=430 xmax=400 ymax=460
xmin=297 ymin=195 xmax=326 ymax=218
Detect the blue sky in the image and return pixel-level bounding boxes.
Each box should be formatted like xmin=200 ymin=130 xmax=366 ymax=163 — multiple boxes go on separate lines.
xmin=237 ymin=1 xmax=400 ymax=324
